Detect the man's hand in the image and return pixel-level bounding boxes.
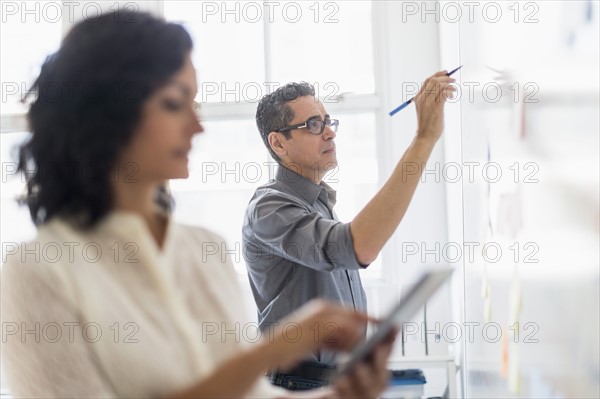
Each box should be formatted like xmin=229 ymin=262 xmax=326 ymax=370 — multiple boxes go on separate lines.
xmin=413 ymin=70 xmax=457 ymax=143
xmin=349 ymin=70 xmax=456 ymax=265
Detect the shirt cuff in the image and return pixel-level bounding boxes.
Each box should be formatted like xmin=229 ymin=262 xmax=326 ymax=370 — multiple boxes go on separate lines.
xmin=327 ymin=222 xmax=370 ymax=270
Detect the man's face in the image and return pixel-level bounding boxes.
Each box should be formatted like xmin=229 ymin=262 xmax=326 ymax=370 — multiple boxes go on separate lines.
xmin=277 ymin=95 xmax=338 ymax=181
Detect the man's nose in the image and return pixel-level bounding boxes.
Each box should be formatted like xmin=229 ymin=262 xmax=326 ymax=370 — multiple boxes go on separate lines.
xmin=322 ymin=124 xmax=336 ymax=140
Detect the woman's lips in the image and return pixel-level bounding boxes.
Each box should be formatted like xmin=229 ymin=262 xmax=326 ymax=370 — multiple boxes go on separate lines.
xmin=174 ymin=147 xmax=191 ymax=158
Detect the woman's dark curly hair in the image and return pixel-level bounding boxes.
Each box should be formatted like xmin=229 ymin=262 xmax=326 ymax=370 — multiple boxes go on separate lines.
xmin=18 ymin=10 xmax=192 ymax=228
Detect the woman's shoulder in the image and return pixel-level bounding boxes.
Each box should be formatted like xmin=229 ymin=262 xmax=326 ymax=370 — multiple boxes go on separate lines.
xmin=3 ymin=218 xmax=73 ymax=266
xmin=1 ymin=219 xmax=79 ymax=303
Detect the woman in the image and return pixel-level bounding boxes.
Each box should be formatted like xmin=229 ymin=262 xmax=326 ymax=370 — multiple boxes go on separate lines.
xmin=0 ymin=10 xmax=394 ymax=399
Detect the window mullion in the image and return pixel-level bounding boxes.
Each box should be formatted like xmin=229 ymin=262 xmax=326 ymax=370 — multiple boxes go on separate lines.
xmin=263 ymin=0 xmax=273 ymax=83
xmin=0 ymin=114 xmax=28 ymax=134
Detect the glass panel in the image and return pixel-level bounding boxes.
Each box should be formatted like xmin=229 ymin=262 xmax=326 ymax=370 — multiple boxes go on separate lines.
xmin=170 ymin=189 xmax=256 ymax=274
xmin=325 ymin=111 xmax=381 ymax=279
xmin=269 ymin=1 xmax=374 ymax=95
xmin=1 ymin=132 xmax=37 ymax=263
xmin=456 ymin=1 xmax=600 ymax=397
xmin=170 ymin=119 xmax=269 ymax=193
xmin=0 ymin=4 xmax=62 ymax=115
xmin=170 ymin=119 xmax=270 ymax=274
xmin=163 ymin=1 xmax=266 ymax=103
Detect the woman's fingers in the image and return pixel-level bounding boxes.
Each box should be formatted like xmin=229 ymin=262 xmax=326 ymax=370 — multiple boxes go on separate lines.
xmin=350 ymin=363 xmax=375 ymax=397
xmin=312 ymin=305 xmax=381 ymax=350
xmin=350 ymin=311 xmax=380 ymax=325
xmin=327 ymin=328 xmax=399 ymax=398
xmin=333 ymin=365 xmax=374 ymax=399
xmin=373 ymin=343 xmax=394 ymax=387
xmin=272 ymin=300 xmax=394 ymax=378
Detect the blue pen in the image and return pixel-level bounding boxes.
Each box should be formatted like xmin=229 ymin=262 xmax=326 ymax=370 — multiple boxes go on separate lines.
xmin=389 ymin=65 xmax=463 ymax=116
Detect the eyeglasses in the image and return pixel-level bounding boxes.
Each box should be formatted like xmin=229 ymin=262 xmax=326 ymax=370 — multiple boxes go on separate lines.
xmin=192 ymin=100 xmax=201 ymax=111
xmin=276 ymin=116 xmax=339 ymax=135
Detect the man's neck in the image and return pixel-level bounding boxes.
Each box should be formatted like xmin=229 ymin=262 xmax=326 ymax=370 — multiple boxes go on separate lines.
xmin=279 ymin=162 xmax=324 ymax=185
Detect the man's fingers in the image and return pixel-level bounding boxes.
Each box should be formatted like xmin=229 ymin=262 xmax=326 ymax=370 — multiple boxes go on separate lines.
xmin=442 ymin=84 xmax=457 ymax=100
xmin=419 ymin=78 xmax=456 ymax=97
xmin=419 ymin=72 xmax=455 ymax=99
xmin=428 ymin=76 xmax=456 ymax=89
xmin=417 ymin=80 xmax=457 ymax=103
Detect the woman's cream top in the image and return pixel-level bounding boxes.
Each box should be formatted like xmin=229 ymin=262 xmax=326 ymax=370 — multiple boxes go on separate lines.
xmin=1 ymin=211 xmax=286 ymax=398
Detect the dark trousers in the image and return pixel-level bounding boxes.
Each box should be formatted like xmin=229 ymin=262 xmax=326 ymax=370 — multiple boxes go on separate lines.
xmin=269 ymin=360 xmax=336 ymax=391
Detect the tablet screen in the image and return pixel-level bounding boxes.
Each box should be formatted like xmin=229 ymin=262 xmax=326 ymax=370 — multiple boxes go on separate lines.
xmin=331 ymin=267 xmax=454 ymax=379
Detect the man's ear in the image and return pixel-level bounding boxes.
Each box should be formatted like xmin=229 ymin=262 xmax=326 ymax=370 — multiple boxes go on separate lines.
xmin=268 ymin=131 xmax=288 ymax=159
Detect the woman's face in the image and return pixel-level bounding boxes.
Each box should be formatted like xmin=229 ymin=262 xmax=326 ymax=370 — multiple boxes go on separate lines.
xmin=118 ymin=54 xmax=203 ymax=182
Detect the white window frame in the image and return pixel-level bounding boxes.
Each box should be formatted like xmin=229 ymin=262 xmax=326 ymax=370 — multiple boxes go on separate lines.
xmin=0 ymin=0 xmax=398 ymax=287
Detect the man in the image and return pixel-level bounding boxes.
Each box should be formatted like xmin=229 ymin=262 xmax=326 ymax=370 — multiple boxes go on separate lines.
xmin=242 ymin=72 xmax=455 ymax=390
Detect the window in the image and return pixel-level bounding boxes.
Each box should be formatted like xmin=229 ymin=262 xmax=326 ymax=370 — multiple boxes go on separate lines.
xmin=269 ymin=1 xmax=375 ymax=94
xmin=1 ymin=1 xmax=385 ymax=280
xmin=170 ymin=119 xmax=265 ymax=274
xmin=0 ymin=4 xmax=62 ymax=115
xmin=165 ymin=2 xmax=265 ymax=95
xmin=0 ymin=132 xmax=37 ymax=263
xmin=1 ymin=3 xmax=62 ymax=263
xmin=163 ymin=1 xmax=383 ymax=278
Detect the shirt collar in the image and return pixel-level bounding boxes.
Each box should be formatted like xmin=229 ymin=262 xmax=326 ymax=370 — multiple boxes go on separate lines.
xmin=276 ymin=165 xmax=336 ymax=207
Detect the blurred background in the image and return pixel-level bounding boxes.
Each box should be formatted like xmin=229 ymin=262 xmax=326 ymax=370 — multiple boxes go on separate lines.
xmin=1 ymin=1 xmax=598 ymax=398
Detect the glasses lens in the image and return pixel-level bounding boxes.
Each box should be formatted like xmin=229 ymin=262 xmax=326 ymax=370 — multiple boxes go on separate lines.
xmin=307 ymin=119 xmax=325 ymax=134
xmin=327 ymin=119 xmax=340 ymax=133
xmin=328 ymin=119 xmax=339 ymax=133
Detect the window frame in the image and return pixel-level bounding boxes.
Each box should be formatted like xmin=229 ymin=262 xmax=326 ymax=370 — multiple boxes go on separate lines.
xmin=0 ymin=0 xmax=397 ymax=286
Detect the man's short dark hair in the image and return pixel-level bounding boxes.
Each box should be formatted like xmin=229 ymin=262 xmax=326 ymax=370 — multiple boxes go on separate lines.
xmin=255 ymin=82 xmax=315 ymax=161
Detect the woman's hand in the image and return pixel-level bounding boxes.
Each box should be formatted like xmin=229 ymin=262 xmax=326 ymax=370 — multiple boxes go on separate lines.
xmin=328 ymin=333 xmax=396 ymax=398
xmin=169 ymin=300 xmax=395 ymax=399
xmin=269 ymin=300 xmax=399 ymax=398
xmin=265 ymin=300 xmax=377 ymax=371
xmin=286 ymin=329 xmax=397 ymax=399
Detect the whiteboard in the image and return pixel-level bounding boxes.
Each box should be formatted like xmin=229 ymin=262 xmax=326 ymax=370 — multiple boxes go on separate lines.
xmin=440 ymin=1 xmax=600 ymax=397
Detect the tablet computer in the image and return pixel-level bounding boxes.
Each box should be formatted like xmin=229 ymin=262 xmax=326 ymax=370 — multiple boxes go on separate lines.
xmin=331 ymin=267 xmax=454 ymax=380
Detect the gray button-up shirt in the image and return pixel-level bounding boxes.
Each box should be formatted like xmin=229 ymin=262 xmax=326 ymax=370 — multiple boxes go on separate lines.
xmin=242 ymin=166 xmax=368 ymax=364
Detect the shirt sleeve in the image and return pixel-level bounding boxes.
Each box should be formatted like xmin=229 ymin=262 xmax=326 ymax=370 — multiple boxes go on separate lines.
xmin=0 ymin=259 xmax=117 ymax=399
xmin=248 ymin=193 xmax=365 ymax=272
